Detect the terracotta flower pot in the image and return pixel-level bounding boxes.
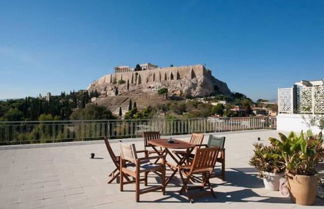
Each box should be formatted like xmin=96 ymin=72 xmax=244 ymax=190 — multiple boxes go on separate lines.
xmin=287 ymin=173 xmax=318 ymax=205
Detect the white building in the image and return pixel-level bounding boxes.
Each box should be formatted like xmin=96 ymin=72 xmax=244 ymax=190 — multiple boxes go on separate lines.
xmin=277 ymin=79 xmax=324 ymax=133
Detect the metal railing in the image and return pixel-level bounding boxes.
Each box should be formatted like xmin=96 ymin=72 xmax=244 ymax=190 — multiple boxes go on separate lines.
xmin=0 ymin=117 xmax=276 ymax=145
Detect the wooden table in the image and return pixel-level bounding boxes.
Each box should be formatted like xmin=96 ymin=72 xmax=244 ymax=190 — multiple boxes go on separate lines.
xmin=148 ymin=138 xmax=196 ymax=186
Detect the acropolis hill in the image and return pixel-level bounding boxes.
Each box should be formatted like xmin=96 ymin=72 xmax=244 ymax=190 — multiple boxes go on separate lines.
xmin=88 ymin=63 xmax=231 ymax=114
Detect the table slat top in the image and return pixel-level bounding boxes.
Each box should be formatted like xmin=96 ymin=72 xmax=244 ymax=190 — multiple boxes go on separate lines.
xmin=148 ymin=138 xmax=195 ymax=149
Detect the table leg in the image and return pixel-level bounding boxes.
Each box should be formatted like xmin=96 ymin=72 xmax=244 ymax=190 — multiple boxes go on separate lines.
xmin=164 ymin=147 xmax=194 ymax=186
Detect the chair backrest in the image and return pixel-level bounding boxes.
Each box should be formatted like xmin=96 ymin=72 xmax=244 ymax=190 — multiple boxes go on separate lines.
xmin=189 ymin=133 xmax=204 ymax=145
xmin=143 ymin=131 xmax=160 ymax=147
xmin=190 ymin=147 xmax=219 ymax=174
xmin=104 ymin=137 xmax=119 ymax=167
xmin=120 ymin=143 xmax=138 ymax=163
xmin=207 ymin=135 xmax=226 ymax=149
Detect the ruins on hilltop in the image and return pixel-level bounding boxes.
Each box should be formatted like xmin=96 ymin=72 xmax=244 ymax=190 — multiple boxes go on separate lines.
xmin=87 ymin=63 xmax=232 ymax=115
xmin=88 ymin=63 xmax=231 ymax=97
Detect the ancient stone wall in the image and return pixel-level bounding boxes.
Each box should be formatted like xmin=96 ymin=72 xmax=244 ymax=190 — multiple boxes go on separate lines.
xmin=95 ymin=65 xmax=203 ymax=86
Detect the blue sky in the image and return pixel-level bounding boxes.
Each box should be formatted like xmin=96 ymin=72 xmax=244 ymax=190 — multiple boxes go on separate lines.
xmin=0 ymin=0 xmax=323 ymax=101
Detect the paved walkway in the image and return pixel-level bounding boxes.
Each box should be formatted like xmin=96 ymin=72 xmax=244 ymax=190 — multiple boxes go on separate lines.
xmin=0 ymin=130 xmax=323 ymax=209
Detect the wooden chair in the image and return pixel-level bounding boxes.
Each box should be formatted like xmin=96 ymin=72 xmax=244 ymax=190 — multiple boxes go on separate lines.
xmin=178 ymin=147 xmax=220 ymax=202
xmin=143 ymin=131 xmax=162 ymax=155
xmin=120 ymin=143 xmax=166 ymax=202
xmin=205 ymin=135 xmax=226 ymax=180
xmin=104 ymin=137 xmax=131 ymax=184
xmin=173 ymin=133 xmax=204 ymax=159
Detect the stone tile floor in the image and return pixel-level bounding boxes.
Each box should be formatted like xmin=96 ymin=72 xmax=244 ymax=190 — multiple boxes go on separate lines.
xmin=0 ymin=130 xmax=323 ymax=209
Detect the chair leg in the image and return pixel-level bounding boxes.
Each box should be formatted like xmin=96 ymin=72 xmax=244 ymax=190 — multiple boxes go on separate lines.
xmin=108 ymin=168 xmax=118 ymax=177
xmin=166 ymin=167 xmax=178 ymax=185
xmin=221 ymin=160 xmax=225 ymax=180
xmin=108 ymin=171 xmax=120 ymax=184
xmin=221 ymin=151 xmax=225 ymax=180
xmin=161 ymin=166 xmax=166 ymax=195
xmin=120 ymin=170 xmax=124 ymax=191
xmin=124 ymin=174 xmax=131 ymax=182
xmin=179 ymin=170 xmax=188 ymax=195
xmin=144 ymin=172 xmax=148 ymax=186
xmin=206 ymin=173 xmax=216 ymax=198
xmin=136 ymin=171 xmax=140 ymax=202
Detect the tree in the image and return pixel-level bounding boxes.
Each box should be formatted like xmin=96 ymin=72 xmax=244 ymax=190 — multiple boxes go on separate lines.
xmin=211 ymin=104 xmax=225 ymax=116
xmin=119 ymin=107 xmax=122 ymax=117
xmin=134 ymin=64 xmax=142 ymax=71
xmin=170 ymin=102 xmax=186 ymax=115
xmin=158 ymin=88 xmax=168 ymax=99
xmin=118 ymin=79 xmax=126 ymax=85
xmin=124 ymin=108 xmax=138 ymax=119
xmin=242 ymin=99 xmax=253 ymax=116
xmin=124 ymin=106 xmax=155 ymax=120
xmin=38 ymin=114 xmax=60 ymax=121
xmin=2 ymin=108 xmax=24 ymax=121
xmin=70 ymin=104 xmax=116 ymax=120
xmin=257 ymin=98 xmax=269 ymax=104
xmin=233 ymin=92 xmax=247 ymax=100
xmin=157 ymin=104 xmax=169 ymax=115
xmin=128 ymin=99 xmax=133 ymax=111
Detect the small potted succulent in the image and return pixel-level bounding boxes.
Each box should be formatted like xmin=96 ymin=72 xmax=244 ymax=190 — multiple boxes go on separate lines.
xmin=249 ymin=143 xmax=286 ymax=191
xmin=269 ymin=132 xmax=324 ymax=205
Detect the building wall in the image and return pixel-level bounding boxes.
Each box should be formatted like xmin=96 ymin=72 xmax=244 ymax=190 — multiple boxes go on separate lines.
xmin=277 ymin=114 xmax=321 ymax=133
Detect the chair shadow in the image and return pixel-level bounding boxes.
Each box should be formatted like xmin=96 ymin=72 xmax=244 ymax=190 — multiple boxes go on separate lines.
xmin=142 ymin=167 xmax=324 ymax=205
xmin=111 ymin=167 xmax=324 ymax=205
xmin=222 ymin=168 xmax=264 ymax=189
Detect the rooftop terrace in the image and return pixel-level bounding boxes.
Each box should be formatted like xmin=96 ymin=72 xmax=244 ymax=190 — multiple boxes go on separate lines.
xmin=0 ymin=130 xmax=323 ymax=209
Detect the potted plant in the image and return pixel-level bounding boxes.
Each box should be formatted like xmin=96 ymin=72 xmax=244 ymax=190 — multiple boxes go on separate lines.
xmin=269 ymin=132 xmax=324 ymax=205
xmin=249 ymin=143 xmax=285 ymax=191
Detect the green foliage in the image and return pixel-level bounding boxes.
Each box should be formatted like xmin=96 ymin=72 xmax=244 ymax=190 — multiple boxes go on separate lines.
xmin=2 ymin=108 xmax=24 ymax=121
xmin=119 ymin=107 xmax=122 ymax=117
xmin=89 ymin=90 xmax=100 ymax=98
xmin=124 ymin=108 xmax=137 ymax=119
xmin=124 ymin=106 xmax=155 ymax=120
xmin=165 ymin=114 xmax=178 ymax=120
xmin=306 ymin=115 xmax=324 ymax=132
xmin=256 ymin=98 xmax=269 ymax=104
xmin=319 ymin=118 xmax=324 ymax=131
xmin=128 ymin=99 xmax=132 ymax=111
xmin=38 ymin=114 xmax=60 ymax=121
xmin=158 ymin=88 xmax=168 ymax=99
xmin=134 ymin=64 xmax=142 ymax=71
xmin=211 ymin=104 xmax=224 ymax=116
xmin=0 ymin=90 xmax=98 ymax=121
xmin=233 ymin=92 xmax=247 ymax=100
xmin=249 ymin=143 xmax=285 ymax=176
xmin=118 ymin=79 xmax=126 ymax=85
xmin=169 ymin=102 xmax=186 ymax=115
xmin=156 ymin=104 xmax=169 ymax=115
xmin=70 ymin=104 xmax=116 ymax=120
xmin=269 ymin=132 xmax=324 ymax=176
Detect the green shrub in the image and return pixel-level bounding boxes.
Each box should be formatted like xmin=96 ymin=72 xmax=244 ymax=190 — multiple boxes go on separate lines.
xmin=249 ymin=143 xmax=285 ymax=176
xmin=269 ymin=132 xmax=324 ymax=175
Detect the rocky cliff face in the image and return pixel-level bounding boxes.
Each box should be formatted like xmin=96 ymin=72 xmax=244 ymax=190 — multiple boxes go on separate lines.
xmin=88 ymin=64 xmax=231 ymax=115
xmin=88 ymin=64 xmax=231 ymax=98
